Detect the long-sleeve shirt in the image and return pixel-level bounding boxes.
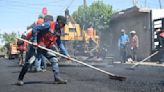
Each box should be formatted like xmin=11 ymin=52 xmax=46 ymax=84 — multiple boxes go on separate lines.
xmin=130 ymin=35 xmax=139 ymax=48
xmin=31 ymin=21 xmax=69 ymax=56
xmin=118 ymin=34 xmax=129 ymax=49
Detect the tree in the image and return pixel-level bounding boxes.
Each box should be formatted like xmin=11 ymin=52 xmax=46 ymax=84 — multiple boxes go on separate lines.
xmin=0 ymin=32 xmax=17 ymax=44
xmin=72 ymin=1 xmax=113 ymax=31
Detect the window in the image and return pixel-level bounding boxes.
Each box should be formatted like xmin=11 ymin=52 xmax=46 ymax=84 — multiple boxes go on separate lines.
xmin=69 ymin=28 xmax=76 ymax=32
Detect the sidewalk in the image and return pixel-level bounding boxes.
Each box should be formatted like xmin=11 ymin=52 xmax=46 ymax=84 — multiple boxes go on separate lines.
xmin=114 ymin=61 xmax=164 ymax=67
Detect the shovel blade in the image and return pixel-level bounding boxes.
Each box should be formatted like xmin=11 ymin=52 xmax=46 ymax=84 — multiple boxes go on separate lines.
xmin=109 ymin=75 xmax=127 ymax=81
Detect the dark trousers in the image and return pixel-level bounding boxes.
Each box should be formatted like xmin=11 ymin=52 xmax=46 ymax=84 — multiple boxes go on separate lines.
xmin=120 ymin=47 xmax=127 ymax=63
xmin=18 ymin=46 xmax=59 ymax=81
xmin=18 ymin=50 xmax=25 ymax=65
xmin=18 ymin=46 xmax=36 ymax=80
xmin=158 ymin=48 xmax=164 ymax=63
xmin=130 ymin=48 xmax=138 ymax=61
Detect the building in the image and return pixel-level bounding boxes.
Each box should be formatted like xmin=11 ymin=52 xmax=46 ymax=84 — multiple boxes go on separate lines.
xmin=108 ymin=6 xmax=164 ymax=61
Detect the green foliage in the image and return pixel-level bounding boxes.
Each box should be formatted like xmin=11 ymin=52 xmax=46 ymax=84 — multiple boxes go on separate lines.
xmin=0 ymin=46 xmax=5 ymax=52
xmin=0 ymin=32 xmax=17 ymax=44
xmin=72 ymin=1 xmax=113 ymax=31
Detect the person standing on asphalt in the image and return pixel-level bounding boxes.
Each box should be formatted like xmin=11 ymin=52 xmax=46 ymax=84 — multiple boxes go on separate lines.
xmin=17 ymin=15 xmax=70 ymax=86
xmin=25 ymin=14 xmax=47 ymax=72
xmin=129 ymin=30 xmax=139 ymax=61
xmin=118 ymin=29 xmax=129 ymax=63
xmin=17 ymin=34 xmax=27 ymax=66
xmin=34 ymin=14 xmax=47 ymax=72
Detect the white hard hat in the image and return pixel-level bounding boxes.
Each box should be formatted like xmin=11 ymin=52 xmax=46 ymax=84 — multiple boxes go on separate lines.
xmin=121 ymin=29 xmax=125 ymax=32
xmin=130 ymin=30 xmax=136 ymax=34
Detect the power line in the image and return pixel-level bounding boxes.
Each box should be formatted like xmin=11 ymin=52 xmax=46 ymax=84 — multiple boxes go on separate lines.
xmin=0 ymin=1 xmax=65 ymax=15
xmin=0 ymin=0 xmax=67 ymax=14
xmin=64 ymin=0 xmax=75 ymax=10
xmin=0 ymin=0 xmax=66 ymax=6
xmin=0 ymin=1 xmax=66 ymax=8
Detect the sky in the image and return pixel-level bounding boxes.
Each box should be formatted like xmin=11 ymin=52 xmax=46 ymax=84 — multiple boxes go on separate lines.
xmin=0 ymin=0 xmax=163 ymax=34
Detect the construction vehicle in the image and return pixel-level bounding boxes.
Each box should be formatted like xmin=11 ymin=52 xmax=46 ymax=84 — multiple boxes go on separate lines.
xmin=61 ymin=9 xmax=100 ymax=58
xmin=6 ymin=42 xmax=19 ymax=59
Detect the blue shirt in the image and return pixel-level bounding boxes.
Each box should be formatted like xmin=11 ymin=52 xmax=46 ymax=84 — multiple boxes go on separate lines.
xmin=118 ymin=33 xmax=129 ymax=48
xmin=31 ymin=21 xmax=69 ymax=56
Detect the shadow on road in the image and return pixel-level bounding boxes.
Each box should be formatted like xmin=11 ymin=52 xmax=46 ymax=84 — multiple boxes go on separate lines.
xmin=24 ymin=81 xmax=53 ymax=84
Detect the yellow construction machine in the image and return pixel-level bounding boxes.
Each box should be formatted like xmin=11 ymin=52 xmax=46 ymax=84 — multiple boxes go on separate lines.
xmin=61 ymin=9 xmax=100 ymax=57
xmin=6 ymin=41 xmax=19 ymax=59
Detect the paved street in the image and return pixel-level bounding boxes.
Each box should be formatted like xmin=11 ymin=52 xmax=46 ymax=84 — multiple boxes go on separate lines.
xmin=0 ymin=58 xmax=164 ymax=92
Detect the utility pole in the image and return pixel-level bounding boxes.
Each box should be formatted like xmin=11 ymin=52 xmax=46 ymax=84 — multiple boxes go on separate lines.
xmin=133 ymin=0 xmax=138 ymax=6
xmin=83 ymin=0 xmax=87 ymax=8
xmin=158 ymin=0 xmax=162 ymax=9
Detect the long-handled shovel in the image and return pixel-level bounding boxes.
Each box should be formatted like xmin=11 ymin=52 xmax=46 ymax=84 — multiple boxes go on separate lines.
xmin=129 ymin=51 xmax=159 ymax=70
xmin=17 ymin=37 xmax=126 ymax=81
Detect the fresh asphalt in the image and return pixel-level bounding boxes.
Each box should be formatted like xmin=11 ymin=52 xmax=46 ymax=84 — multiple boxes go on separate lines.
xmin=0 ymin=58 xmax=164 ymax=92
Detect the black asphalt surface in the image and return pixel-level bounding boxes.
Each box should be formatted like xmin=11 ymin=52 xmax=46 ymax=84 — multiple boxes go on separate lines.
xmin=0 ymin=58 xmax=164 ymax=92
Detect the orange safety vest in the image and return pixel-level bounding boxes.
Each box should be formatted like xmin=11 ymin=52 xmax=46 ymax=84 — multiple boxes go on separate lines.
xmin=38 ymin=22 xmax=57 ymax=48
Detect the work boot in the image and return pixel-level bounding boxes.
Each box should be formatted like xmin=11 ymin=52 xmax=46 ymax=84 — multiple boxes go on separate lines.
xmin=17 ymin=80 xmax=24 ymax=86
xmin=54 ymin=77 xmax=67 ymax=84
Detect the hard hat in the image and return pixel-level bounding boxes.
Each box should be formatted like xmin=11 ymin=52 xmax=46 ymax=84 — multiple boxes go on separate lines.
xmin=130 ymin=30 xmax=136 ymax=34
xmin=38 ymin=14 xmax=44 ymax=19
xmin=121 ymin=29 xmax=125 ymax=32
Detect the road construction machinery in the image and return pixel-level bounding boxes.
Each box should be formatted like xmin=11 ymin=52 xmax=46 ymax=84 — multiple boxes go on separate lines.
xmin=61 ymin=9 xmax=100 ymax=58
xmin=6 ymin=42 xmax=19 ymax=59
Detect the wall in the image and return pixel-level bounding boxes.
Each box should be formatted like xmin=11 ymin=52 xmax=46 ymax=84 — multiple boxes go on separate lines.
xmin=107 ymin=12 xmax=151 ymax=61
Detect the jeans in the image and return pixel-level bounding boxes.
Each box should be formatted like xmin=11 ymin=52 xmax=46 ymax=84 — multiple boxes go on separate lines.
xmin=120 ymin=46 xmax=127 ymax=63
xmin=35 ymin=54 xmax=47 ymax=70
xmin=18 ymin=45 xmax=60 ymax=81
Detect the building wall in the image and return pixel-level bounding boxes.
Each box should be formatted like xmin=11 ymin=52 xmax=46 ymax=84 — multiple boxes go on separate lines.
xmin=108 ymin=12 xmax=151 ymax=61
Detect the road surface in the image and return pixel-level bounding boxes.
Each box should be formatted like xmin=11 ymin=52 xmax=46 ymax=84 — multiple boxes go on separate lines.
xmin=0 ymin=58 xmax=164 ymax=92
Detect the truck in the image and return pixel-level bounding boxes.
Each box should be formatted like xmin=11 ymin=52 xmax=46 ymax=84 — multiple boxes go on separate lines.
xmin=6 ymin=42 xmax=19 ymax=59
